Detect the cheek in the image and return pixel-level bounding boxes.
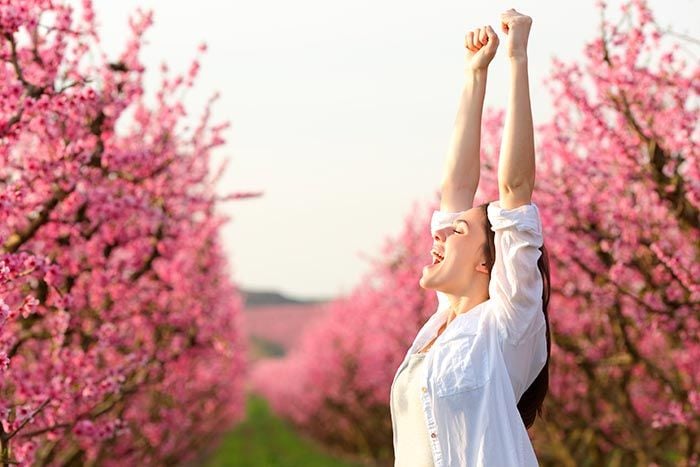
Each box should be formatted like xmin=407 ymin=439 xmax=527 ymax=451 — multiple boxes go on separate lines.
xmin=456 ymin=238 xmax=481 ymax=263
xmin=454 ymin=238 xmax=475 ymax=256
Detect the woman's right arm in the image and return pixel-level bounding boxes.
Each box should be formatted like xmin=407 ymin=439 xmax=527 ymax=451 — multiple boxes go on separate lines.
xmin=439 ymin=26 xmax=498 ymax=212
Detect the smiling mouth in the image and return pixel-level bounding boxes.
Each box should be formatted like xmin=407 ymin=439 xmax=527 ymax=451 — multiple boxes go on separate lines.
xmin=431 ymin=251 xmax=444 ymax=265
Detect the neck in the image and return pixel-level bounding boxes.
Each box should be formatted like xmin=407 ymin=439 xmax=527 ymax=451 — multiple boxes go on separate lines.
xmin=444 ymin=285 xmax=489 ymax=322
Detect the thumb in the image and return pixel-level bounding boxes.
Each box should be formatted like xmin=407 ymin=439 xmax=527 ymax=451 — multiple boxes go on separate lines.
xmin=483 ymin=25 xmax=498 ymax=48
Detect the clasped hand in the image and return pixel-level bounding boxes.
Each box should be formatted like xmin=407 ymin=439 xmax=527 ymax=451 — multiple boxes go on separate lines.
xmin=465 ymin=8 xmax=532 ymax=72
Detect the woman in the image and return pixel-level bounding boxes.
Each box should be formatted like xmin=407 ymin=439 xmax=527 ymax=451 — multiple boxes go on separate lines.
xmin=389 ymin=8 xmax=552 ymax=467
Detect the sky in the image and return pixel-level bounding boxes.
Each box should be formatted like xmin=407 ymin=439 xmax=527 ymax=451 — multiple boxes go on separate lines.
xmin=86 ymin=0 xmax=697 ymax=301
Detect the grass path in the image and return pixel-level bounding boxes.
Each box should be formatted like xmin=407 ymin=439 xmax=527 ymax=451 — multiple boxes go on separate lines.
xmin=202 ymin=393 xmax=368 ymax=467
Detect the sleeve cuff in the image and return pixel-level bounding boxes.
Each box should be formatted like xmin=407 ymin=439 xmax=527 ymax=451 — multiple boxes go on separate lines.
xmin=430 ymin=210 xmax=468 ymax=236
xmin=487 ymin=200 xmax=541 ymax=233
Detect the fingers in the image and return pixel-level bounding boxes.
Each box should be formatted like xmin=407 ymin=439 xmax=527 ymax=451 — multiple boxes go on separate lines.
xmin=500 ymin=8 xmax=516 ymax=31
xmin=479 ymin=26 xmax=489 ymax=45
xmin=465 ymin=31 xmax=476 ymax=51
xmin=479 ymin=27 xmax=488 ymax=45
xmin=500 ymin=8 xmax=531 ymax=32
xmin=500 ymin=7 xmax=518 ymax=21
xmin=465 ymin=26 xmax=497 ymax=52
xmin=465 ymin=30 xmax=480 ymax=51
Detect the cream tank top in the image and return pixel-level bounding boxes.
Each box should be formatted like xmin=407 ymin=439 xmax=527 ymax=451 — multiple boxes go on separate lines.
xmin=391 ymin=352 xmax=435 ymax=466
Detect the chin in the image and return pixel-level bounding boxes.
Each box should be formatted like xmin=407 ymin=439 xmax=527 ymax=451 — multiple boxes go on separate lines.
xmin=419 ymin=274 xmax=430 ymax=290
xmin=421 ymin=274 xmax=452 ymax=295
xmin=419 ymin=273 xmax=439 ymax=291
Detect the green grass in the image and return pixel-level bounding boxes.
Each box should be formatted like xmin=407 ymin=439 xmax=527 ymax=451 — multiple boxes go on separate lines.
xmin=201 ymin=392 xmax=368 ymax=467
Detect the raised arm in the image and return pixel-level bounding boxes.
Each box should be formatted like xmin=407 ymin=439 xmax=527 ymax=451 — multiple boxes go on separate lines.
xmin=440 ymin=25 xmax=499 ymax=212
xmin=485 ymin=10 xmax=544 ymax=345
xmin=498 ymin=9 xmax=535 ymax=210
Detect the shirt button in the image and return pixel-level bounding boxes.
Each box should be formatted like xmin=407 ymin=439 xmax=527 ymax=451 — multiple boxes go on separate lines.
xmin=421 ymin=386 xmax=427 ymax=393
xmin=431 ymin=432 xmax=437 ymax=438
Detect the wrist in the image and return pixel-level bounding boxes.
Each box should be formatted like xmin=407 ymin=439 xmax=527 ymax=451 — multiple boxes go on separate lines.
xmin=508 ymin=53 xmax=528 ymax=62
xmin=465 ymin=67 xmax=488 ymax=80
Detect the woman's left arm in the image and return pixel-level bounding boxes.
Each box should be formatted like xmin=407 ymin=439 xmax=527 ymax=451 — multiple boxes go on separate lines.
xmin=498 ymin=9 xmax=535 ymax=210
xmin=487 ymin=10 xmax=544 ymax=345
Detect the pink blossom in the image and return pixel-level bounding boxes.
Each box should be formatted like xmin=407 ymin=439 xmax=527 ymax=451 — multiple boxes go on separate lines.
xmin=0 ymin=1 xmax=249 ymax=465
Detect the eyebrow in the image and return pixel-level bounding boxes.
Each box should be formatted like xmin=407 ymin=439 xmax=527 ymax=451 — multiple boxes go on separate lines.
xmin=455 ymin=219 xmax=469 ymax=228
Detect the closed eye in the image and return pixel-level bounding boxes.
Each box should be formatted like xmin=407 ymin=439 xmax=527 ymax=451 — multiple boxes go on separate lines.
xmin=453 ymin=219 xmax=469 ymax=234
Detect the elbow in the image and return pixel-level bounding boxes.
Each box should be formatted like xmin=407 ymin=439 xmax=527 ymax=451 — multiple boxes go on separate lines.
xmin=499 ymin=173 xmax=535 ymax=193
xmin=498 ymin=180 xmax=534 ymax=196
xmin=499 ymin=163 xmax=536 ymax=191
xmin=497 ymin=182 xmax=536 ymax=210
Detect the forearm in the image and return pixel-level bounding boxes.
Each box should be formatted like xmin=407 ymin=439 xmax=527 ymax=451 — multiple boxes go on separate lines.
xmin=498 ymin=56 xmax=535 ymax=190
xmin=441 ymin=69 xmax=487 ymax=192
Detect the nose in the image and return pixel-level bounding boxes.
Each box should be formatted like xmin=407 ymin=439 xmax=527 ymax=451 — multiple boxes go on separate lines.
xmin=433 ymin=226 xmax=451 ymax=243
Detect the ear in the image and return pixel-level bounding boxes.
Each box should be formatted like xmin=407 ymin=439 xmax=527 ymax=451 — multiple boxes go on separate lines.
xmin=476 ymin=261 xmax=489 ymax=275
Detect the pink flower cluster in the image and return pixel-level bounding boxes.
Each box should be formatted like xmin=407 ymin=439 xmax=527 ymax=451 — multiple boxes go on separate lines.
xmin=0 ymin=1 xmax=250 ymax=465
xmin=528 ymin=0 xmax=698 ymax=462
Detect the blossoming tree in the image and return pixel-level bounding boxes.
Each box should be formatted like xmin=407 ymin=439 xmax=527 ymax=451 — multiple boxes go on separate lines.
xmin=526 ymin=0 xmax=699 ymax=464
xmin=0 ymin=2 xmax=250 ymax=465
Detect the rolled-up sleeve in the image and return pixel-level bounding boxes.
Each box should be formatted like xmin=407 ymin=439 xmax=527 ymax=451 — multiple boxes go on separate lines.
xmin=430 ymin=209 xmax=468 ymax=310
xmin=430 ymin=210 xmax=467 ymax=237
xmin=486 ymin=200 xmax=545 ymax=345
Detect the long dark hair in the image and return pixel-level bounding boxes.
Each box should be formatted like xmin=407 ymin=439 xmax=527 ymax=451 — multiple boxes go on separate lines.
xmin=478 ymin=201 xmax=551 ymax=429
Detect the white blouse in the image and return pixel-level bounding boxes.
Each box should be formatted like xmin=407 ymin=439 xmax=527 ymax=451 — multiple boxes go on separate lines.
xmin=390 ymin=200 xmax=547 ymax=467
xmin=391 ymin=352 xmax=435 ymax=466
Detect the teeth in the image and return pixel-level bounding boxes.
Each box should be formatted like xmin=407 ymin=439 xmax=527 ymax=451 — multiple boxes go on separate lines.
xmin=431 ymin=250 xmax=444 ymax=263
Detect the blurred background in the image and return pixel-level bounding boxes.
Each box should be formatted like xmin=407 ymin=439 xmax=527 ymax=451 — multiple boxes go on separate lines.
xmin=0 ymin=0 xmax=697 ymax=465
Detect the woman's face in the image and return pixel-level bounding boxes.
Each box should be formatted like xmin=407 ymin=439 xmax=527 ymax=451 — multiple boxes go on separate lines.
xmin=419 ymin=206 xmax=489 ymax=295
